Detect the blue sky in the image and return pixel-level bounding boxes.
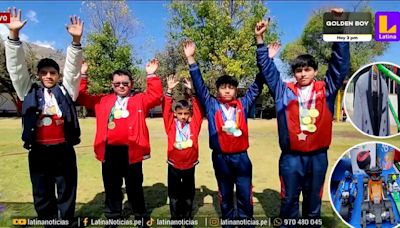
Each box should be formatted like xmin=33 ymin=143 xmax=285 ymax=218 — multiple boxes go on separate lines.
xmin=0 ymin=0 xmax=399 ymax=68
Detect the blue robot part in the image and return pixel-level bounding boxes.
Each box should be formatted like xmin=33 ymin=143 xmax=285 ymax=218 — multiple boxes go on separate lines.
xmin=336 ymin=170 xmax=358 ymax=221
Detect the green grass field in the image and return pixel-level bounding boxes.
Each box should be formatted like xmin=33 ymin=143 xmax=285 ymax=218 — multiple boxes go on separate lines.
xmin=0 ymin=118 xmax=399 ymax=227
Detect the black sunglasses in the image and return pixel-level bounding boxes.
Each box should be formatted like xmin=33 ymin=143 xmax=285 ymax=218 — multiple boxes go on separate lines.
xmin=112 ymin=82 xmax=130 ymax=87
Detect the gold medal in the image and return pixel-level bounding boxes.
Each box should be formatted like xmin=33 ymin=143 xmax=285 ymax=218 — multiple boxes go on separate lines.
xmin=302 ymin=116 xmax=312 ymax=125
xmin=307 ymin=124 xmax=317 ymax=133
xmin=186 ymin=139 xmax=193 ymax=147
xmin=49 ymin=105 xmax=57 ymax=114
xmin=181 ymin=141 xmax=188 ymax=149
xmin=108 ymin=121 xmax=116 ymax=129
xmin=114 ymin=109 xmax=122 ymax=119
xmin=309 ymin=109 xmax=319 ymax=118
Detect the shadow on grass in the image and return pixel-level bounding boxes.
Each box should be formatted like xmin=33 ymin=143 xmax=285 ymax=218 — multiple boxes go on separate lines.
xmin=254 ymin=189 xmax=343 ymax=228
xmin=0 ymin=186 xmax=343 ymax=227
xmin=76 ymin=182 xmax=169 ymax=218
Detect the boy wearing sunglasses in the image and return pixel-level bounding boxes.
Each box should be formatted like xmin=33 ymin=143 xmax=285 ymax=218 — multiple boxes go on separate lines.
xmin=77 ymin=59 xmax=163 ymax=225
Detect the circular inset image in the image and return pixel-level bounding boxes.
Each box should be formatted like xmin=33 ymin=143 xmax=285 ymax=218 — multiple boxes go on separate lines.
xmin=344 ymin=62 xmax=400 ymax=138
xmin=329 ymin=142 xmax=400 ymax=228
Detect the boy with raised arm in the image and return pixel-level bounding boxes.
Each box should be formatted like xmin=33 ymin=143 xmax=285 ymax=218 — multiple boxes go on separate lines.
xmin=162 ymin=75 xmax=203 ymax=227
xmin=184 ymin=40 xmax=264 ymax=226
xmin=255 ymin=9 xmax=350 ymax=226
xmin=5 ymin=7 xmax=83 ymax=223
xmin=76 ymin=59 xmax=162 ymax=226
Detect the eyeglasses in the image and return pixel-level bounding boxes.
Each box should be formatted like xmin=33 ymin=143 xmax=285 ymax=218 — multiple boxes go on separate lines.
xmin=112 ymin=81 xmax=130 ymax=87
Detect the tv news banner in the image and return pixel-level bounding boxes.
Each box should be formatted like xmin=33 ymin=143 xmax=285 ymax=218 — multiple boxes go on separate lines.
xmin=323 ymin=11 xmax=400 ymax=42
xmin=0 ymin=11 xmax=10 ymax=24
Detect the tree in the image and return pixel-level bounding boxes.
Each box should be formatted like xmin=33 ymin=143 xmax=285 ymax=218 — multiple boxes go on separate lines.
xmin=155 ymin=39 xmax=189 ymax=98
xmin=0 ymin=38 xmax=37 ymax=115
xmin=280 ymin=7 xmax=390 ymax=79
xmin=84 ymin=22 xmax=142 ymax=94
xmin=158 ymin=0 xmax=278 ymax=110
xmin=81 ymin=0 xmax=139 ymax=44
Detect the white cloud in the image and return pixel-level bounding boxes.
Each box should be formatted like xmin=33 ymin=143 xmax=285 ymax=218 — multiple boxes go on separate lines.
xmin=32 ymin=40 xmax=56 ymax=50
xmin=0 ymin=25 xmax=54 ymax=50
xmin=20 ymin=33 xmax=29 ymax=41
xmin=0 ymin=25 xmax=8 ymax=40
xmin=26 ymin=10 xmax=39 ymax=23
xmin=0 ymin=24 xmax=29 ymax=41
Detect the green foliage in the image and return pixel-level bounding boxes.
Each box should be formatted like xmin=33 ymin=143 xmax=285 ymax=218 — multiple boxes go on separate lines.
xmin=280 ymin=7 xmax=390 ymax=80
xmin=84 ymin=22 xmax=142 ymax=94
xmin=158 ymin=0 xmax=278 ymax=109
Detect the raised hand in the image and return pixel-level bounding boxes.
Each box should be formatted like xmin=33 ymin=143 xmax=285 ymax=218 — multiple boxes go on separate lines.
xmin=183 ymin=40 xmax=196 ymax=64
xmin=331 ymin=8 xmax=344 ymax=16
xmin=183 ymin=78 xmax=192 ymax=90
xmin=146 ymin=58 xmax=159 ymax=75
xmin=183 ymin=40 xmax=196 ymax=58
xmin=268 ymin=42 xmax=281 ymax=59
xmin=80 ymin=60 xmax=88 ymax=75
xmin=6 ymin=7 xmax=27 ymax=40
xmin=255 ymin=18 xmax=270 ymax=37
xmin=183 ymin=77 xmax=193 ymax=95
xmin=167 ymin=75 xmax=179 ymax=93
xmin=66 ymin=15 xmax=84 ymax=44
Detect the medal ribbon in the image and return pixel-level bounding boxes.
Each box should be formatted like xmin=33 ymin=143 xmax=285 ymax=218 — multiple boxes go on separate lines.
xmin=297 ymin=84 xmax=316 ymax=110
xmin=220 ymin=104 xmax=239 ymax=126
xmin=43 ymin=89 xmax=62 ymax=117
xmin=175 ymin=120 xmax=191 ymax=142
xmin=297 ymin=84 xmax=317 ymax=132
xmin=115 ymin=96 xmax=128 ymax=111
xmin=108 ymin=106 xmax=116 ymax=123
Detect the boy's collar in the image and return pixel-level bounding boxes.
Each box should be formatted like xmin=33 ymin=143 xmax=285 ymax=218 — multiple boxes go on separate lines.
xmin=217 ymin=97 xmax=238 ymax=106
xmin=295 ymin=80 xmax=315 ymax=89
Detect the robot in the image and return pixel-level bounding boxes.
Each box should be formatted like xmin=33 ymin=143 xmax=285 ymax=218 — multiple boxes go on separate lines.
xmin=387 ymin=174 xmax=400 ymax=214
xmin=336 ymin=171 xmax=357 ymax=221
xmin=361 ymin=166 xmax=395 ymax=228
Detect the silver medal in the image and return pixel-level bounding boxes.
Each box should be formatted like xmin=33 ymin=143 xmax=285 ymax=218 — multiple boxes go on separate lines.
xmin=224 ymin=120 xmax=235 ymax=128
xmin=42 ymin=117 xmax=52 ymax=126
xmin=121 ymin=110 xmax=130 ymax=118
xmin=233 ymin=129 xmax=242 ymax=137
xmin=300 ymin=109 xmax=309 ymax=117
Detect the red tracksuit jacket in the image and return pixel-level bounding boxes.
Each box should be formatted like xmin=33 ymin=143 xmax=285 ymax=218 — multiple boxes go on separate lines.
xmin=162 ymin=95 xmax=203 ymax=170
xmin=77 ymin=75 xmax=163 ymax=164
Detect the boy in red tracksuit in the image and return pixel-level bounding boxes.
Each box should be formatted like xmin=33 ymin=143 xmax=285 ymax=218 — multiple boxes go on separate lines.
xmin=184 ymin=41 xmax=264 ymax=227
xmin=162 ymin=75 xmax=203 ymax=227
xmin=255 ymin=10 xmax=350 ymax=227
xmin=77 ymin=59 xmax=163 ymax=226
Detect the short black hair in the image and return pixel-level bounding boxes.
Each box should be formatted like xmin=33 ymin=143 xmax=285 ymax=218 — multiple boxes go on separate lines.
xmin=215 ymin=75 xmax=238 ymax=89
xmin=291 ymin=54 xmax=318 ymax=73
xmin=111 ymin=69 xmax=133 ymax=81
xmin=37 ymin=58 xmax=60 ymax=74
xmin=174 ymin=100 xmax=191 ymax=111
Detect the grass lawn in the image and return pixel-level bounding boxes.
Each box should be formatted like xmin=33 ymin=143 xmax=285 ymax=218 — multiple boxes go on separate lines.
xmin=0 ymin=117 xmax=399 ymax=227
